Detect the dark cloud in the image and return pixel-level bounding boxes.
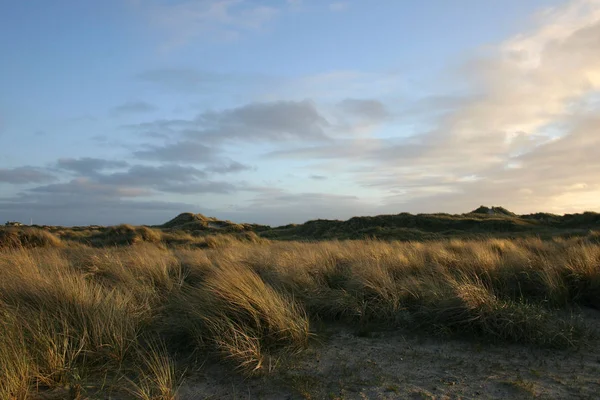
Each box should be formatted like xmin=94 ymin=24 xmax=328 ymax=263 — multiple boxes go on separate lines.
xmin=126 ymin=100 xmax=331 ymax=172
xmin=128 ymin=100 xmax=330 ymax=145
xmin=0 ymin=167 xmax=56 ymax=184
xmin=57 ymin=158 xmax=129 ymax=175
xmin=0 ymin=163 xmax=246 ymax=225
xmin=97 ymin=164 xmax=207 ymax=186
xmin=53 ymin=163 xmax=238 ymax=195
xmin=32 ymin=178 xmax=150 ymax=198
xmin=338 ymin=98 xmax=389 ymax=121
xmin=110 ymin=101 xmax=157 ymax=116
xmin=206 ymin=161 xmax=252 ymax=174
xmin=1 ymin=155 xmax=252 ymax=230
xmin=14 ymin=162 xmax=246 ymax=215
xmin=195 ymin=100 xmax=330 ymax=142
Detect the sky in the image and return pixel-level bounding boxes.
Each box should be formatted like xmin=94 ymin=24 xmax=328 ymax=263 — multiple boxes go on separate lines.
xmin=1 ymin=0 xmax=600 ymax=226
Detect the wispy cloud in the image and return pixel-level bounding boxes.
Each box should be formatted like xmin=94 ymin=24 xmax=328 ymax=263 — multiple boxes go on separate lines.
xmin=29 ymin=160 xmax=249 ymax=202
xmin=206 ymin=161 xmax=253 ymax=174
xmin=57 ymin=158 xmax=129 ymax=175
xmin=110 ymin=101 xmax=157 ymax=116
xmin=337 ymin=99 xmax=389 ymax=122
xmin=32 ymin=178 xmax=151 ymax=198
xmin=0 ymin=167 xmax=56 ymax=184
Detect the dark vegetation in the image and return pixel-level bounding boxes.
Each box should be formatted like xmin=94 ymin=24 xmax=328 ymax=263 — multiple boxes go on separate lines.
xmin=5 ymin=206 xmax=600 ymax=248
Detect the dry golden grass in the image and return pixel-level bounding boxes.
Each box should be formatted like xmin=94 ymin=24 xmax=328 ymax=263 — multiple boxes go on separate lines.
xmin=126 ymin=341 xmax=179 ymax=400
xmin=0 ymin=234 xmax=599 ymax=397
xmin=0 ymin=227 xmax=63 ymax=249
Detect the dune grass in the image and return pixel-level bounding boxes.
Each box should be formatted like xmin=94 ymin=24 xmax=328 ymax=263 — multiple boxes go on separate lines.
xmin=0 ymin=233 xmax=599 ymax=398
xmin=0 ymin=227 xmax=64 ymax=249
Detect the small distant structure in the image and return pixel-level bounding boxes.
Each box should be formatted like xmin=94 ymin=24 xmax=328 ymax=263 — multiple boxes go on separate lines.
xmin=5 ymin=221 xmax=24 ymax=227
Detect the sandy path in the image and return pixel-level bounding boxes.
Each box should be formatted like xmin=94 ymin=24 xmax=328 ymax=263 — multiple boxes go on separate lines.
xmin=178 ymin=325 xmax=600 ymax=399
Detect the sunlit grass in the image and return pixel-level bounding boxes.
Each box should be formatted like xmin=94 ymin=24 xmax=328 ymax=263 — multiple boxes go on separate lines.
xmin=0 ymin=231 xmax=599 ymax=397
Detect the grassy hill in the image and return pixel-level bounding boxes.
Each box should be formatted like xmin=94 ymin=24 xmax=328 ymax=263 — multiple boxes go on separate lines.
xmin=259 ymin=207 xmax=600 ymax=241
xmin=159 ymin=212 xmax=269 ymax=233
xmin=155 ymin=206 xmax=600 ymax=241
xmin=3 ymin=207 xmax=600 ymax=249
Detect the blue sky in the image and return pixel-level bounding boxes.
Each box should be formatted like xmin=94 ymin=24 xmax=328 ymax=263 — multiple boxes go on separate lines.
xmin=1 ymin=0 xmax=600 ymax=226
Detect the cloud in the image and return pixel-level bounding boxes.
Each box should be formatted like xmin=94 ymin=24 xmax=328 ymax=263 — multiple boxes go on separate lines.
xmin=134 ymin=141 xmax=218 ymax=163
xmin=97 ymin=164 xmax=208 ymax=186
xmin=383 ymin=15 xmax=600 ymax=208
xmin=32 ymin=178 xmax=150 ymax=198
xmin=309 ymin=174 xmax=327 ymax=180
xmin=128 ymin=100 xmax=331 ymax=146
xmin=24 ymin=161 xmax=247 ymax=204
xmin=377 ymin=116 xmax=600 ymax=215
xmin=0 ymin=162 xmax=245 ymax=226
xmin=80 ymin=163 xmax=241 ymax=195
xmin=0 ymin=167 xmax=56 ymax=184
xmin=337 ymin=99 xmax=389 ymax=122
xmin=57 ymin=158 xmax=129 ymax=175
xmin=110 ymin=101 xmax=157 ymax=116
xmin=206 ymin=161 xmax=252 ymax=174
xmin=265 ymin=0 xmax=600 ymax=214
xmin=1 ymin=152 xmax=255 ymax=230
xmin=197 ymin=100 xmax=330 ymax=142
